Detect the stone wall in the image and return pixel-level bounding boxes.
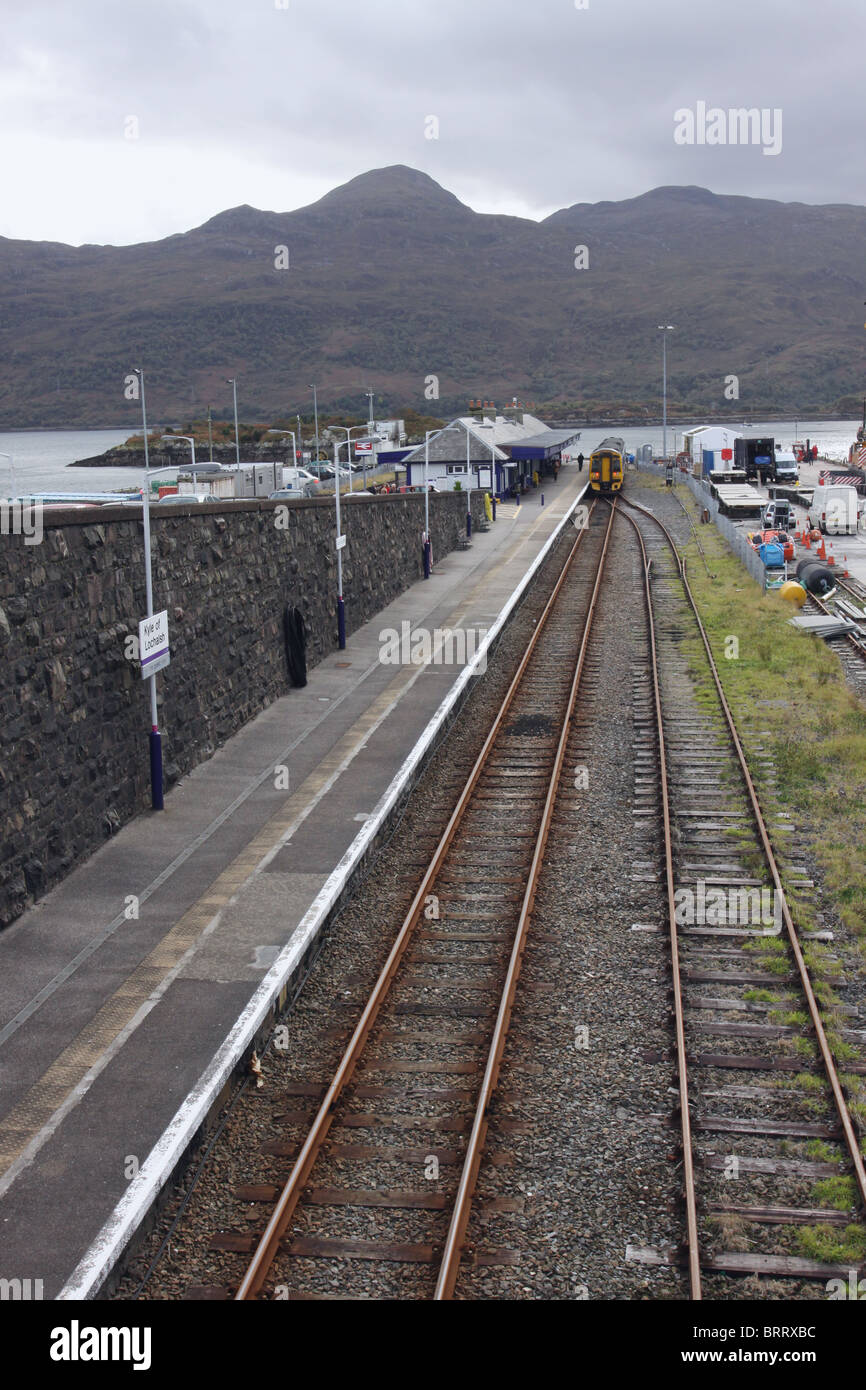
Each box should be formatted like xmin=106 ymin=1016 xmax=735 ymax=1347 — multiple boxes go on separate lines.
xmin=0 ymin=491 xmax=486 ymax=929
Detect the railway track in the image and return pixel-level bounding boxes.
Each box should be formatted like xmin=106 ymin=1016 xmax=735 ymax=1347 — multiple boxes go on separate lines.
xmin=123 ymin=479 xmax=865 ymax=1303
xmin=218 ymin=500 xmax=618 ymax=1300
xmin=618 ymin=493 xmax=866 ymax=1299
xmin=802 ymin=574 xmax=866 ymax=697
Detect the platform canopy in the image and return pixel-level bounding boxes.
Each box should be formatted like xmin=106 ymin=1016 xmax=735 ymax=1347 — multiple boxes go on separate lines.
xmin=506 ymin=428 xmax=582 ymax=461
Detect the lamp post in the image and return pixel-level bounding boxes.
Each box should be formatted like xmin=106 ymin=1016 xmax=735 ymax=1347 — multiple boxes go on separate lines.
xmin=422 ymin=424 xmax=461 ymax=577
xmin=365 ymin=389 xmax=376 ymax=491
xmin=658 ymin=325 xmax=675 ymax=461
xmin=465 ymin=423 xmax=472 ymax=538
xmin=478 ymin=420 xmax=498 ymax=519
xmin=267 ymin=428 xmax=299 ymax=482
xmin=133 ymin=366 xmax=164 ymax=811
xmin=227 ymin=378 xmax=240 ymax=466
xmin=423 ymin=429 xmax=437 ymax=578
xmin=326 ymin=425 xmax=370 ymax=648
xmin=161 ymin=434 xmax=197 ymax=476
xmin=309 ymin=384 xmax=320 ymax=463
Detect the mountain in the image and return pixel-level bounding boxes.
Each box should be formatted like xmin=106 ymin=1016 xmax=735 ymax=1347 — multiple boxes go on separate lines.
xmin=0 ymin=165 xmax=863 ymax=428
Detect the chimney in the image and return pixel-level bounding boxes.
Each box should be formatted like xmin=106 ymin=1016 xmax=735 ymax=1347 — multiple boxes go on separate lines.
xmin=481 ymin=401 xmax=496 ymax=423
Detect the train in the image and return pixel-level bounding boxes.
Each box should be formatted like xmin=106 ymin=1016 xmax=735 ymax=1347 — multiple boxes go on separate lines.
xmin=588 ymin=436 xmax=626 ymax=493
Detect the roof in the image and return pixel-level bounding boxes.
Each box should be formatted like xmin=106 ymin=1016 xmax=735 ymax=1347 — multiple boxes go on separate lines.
xmin=508 ymin=428 xmax=582 ymax=460
xmin=402 ymin=420 xmax=510 ymax=465
xmin=401 ymin=413 xmax=571 ymax=466
xmin=683 ymin=425 xmax=742 ymax=440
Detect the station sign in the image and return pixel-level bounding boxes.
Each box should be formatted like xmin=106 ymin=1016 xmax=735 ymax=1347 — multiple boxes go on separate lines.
xmin=354 ymin=440 xmax=374 ymax=455
xmin=139 ymin=610 xmax=170 ymax=678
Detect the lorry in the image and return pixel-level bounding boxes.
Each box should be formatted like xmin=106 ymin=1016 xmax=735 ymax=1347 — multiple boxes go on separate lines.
xmin=734 ymin=437 xmax=775 ymax=481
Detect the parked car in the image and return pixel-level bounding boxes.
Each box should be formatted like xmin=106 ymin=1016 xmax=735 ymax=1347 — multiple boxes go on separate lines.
xmin=156 ymin=492 xmax=220 ymax=505
xmin=268 ymin=484 xmax=318 ymax=500
xmin=761 ymin=499 xmax=795 ymax=531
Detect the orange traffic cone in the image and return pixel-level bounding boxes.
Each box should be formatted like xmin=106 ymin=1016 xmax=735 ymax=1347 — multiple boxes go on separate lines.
xmin=817 ymin=539 xmax=826 ymax=559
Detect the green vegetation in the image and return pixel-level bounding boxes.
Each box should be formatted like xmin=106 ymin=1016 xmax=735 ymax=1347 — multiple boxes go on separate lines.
xmin=797 ymin=1223 xmax=866 ymax=1264
xmin=647 ymin=477 xmax=866 ymax=1136
xmin=675 ymin=503 xmax=866 ymax=942
xmin=813 ymin=1175 xmax=857 ymax=1211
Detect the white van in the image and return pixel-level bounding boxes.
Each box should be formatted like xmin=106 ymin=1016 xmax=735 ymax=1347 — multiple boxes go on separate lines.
xmin=808 ymin=483 xmax=861 ymax=535
xmin=280 ymin=466 xmax=320 ymax=497
xmin=773 ymin=451 xmax=799 ymax=484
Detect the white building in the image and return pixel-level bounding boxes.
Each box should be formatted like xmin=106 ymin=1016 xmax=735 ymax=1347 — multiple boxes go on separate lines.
xmin=681 ymin=425 xmax=742 ymax=472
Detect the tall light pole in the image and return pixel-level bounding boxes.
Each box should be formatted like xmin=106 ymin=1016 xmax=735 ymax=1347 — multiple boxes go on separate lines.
xmin=227 ymin=377 xmax=240 ymax=467
xmin=267 ymin=428 xmax=298 ymax=483
xmin=658 ymin=325 xmax=675 ymax=461
xmin=161 ymin=434 xmax=197 ymax=476
xmin=326 ymin=425 xmax=369 ymax=648
xmin=133 ymin=366 xmax=164 ymax=811
xmin=423 ymin=424 xmax=460 ymax=577
xmin=309 ymin=384 xmax=320 ymax=463
xmin=465 ymin=422 xmax=472 ymax=538
xmin=365 ymin=388 xmax=376 ymax=491
xmin=477 ymin=419 xmax=498 ymax=519
xmin=297 ymin=413 xmax=304 ymax=464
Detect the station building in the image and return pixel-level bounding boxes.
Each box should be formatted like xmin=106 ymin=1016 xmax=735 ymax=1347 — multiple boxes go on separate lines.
xmin=393 ymin=402 xmax=581 ymax=494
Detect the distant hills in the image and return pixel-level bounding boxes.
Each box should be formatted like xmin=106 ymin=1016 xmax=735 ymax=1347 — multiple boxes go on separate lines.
xmin=1 ymin=165 xmax=863 ymax=429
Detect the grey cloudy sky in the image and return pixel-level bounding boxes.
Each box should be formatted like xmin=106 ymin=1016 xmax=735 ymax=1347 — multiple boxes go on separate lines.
xmin=2 ymin=0 xmax=862 ymax=245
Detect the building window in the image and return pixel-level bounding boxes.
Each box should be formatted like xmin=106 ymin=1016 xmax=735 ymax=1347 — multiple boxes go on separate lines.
xmin=446 ymin=464 xmax=468 ymax=475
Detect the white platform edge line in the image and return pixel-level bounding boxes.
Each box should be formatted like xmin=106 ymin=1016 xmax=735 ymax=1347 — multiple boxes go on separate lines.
xmin=58 ymin=485 xmax=586 ymax=1300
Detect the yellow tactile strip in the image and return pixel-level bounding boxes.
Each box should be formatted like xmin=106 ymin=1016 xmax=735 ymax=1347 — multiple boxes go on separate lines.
xmin=0 ymin=497 xmax=568 ymax=1178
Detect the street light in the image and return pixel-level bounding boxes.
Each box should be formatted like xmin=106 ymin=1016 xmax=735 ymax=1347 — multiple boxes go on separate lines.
xmin=309 ymin=384 xmax=320 ymax=463
xmin=326 ymin=424 xmax=370 ymax=650
xmin=475 ymin=419 xmax=499 ymax=520
xmin=267 ymin=428 xmax=299 ymax=480
xmin=365 ymin=389 xmax=376 ymax=491
xmin=658 ymin=325 xmax=675 ymax=461
xmin=465 ymin=423 xmax=472 ymax=538
xmin=423 ymin=424 xmax=461 ymax=577
xmin=161 ymin=435 xmax=197 ymax=474
xmin=226 ymin=378 xmax=240 ymax=467
xmin=133 ymin=366 xmax=164 ymax=811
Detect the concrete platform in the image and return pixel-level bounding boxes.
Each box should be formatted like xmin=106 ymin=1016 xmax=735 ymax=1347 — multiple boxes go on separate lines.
xmin=0 ymin=472 xmax=587 ymax=1299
